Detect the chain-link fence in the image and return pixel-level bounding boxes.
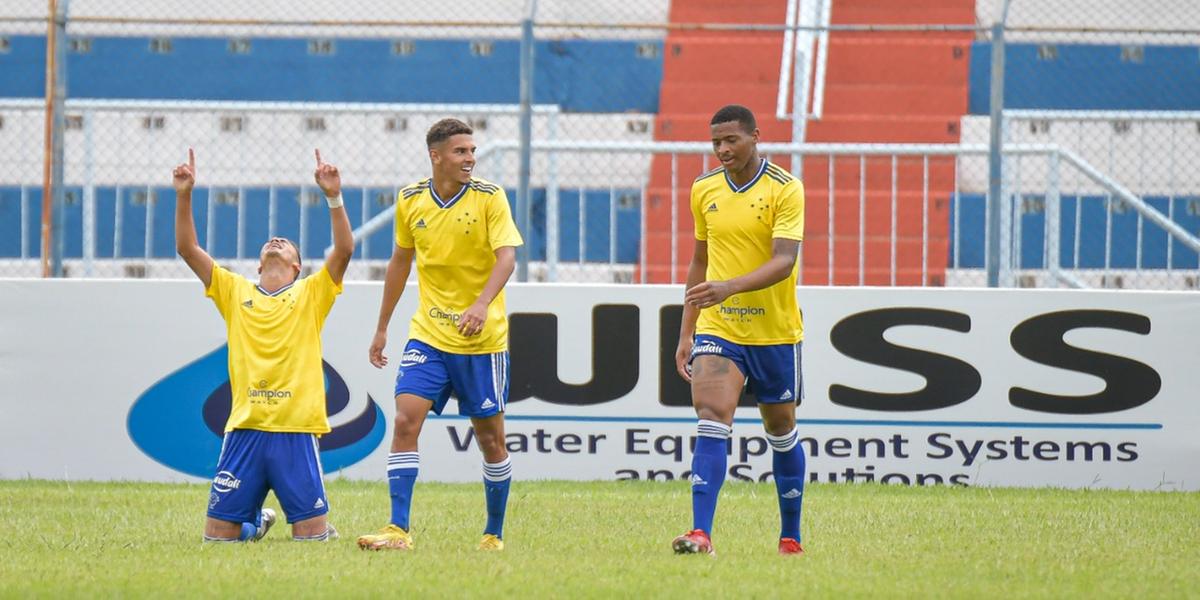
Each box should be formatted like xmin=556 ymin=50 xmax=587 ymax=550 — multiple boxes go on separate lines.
xmin=971 ymin=0 xmax=1200 ymax=289
xmin=1 ymin=0 xmax=1198 ymax=288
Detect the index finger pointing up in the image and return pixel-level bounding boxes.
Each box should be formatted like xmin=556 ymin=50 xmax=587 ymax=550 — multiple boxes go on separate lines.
xmin=315 ymin=149 xmax=323 ymax=167
xmin=188 ymin=147 xmax=195 ymax=171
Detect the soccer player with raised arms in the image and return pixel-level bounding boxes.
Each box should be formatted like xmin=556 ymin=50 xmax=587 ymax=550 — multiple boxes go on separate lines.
xmin=173 ymin=148 xmax=353 ymax=542
xmin=357 ymin=118 xmax=523 ymax=552
xmin=672 ymin=105 xmax=808 ymax=556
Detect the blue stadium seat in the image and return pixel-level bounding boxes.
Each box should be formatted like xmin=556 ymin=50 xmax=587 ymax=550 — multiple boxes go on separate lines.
xmin=968 ymin=43 xmax=1200 ymax=113
xmin=0 ymin=35 xmax=663 ymax=113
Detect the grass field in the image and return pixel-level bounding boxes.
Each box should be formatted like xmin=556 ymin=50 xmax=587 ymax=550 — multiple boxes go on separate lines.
xmin=1 ymin=479 xmax=1197 ymax=598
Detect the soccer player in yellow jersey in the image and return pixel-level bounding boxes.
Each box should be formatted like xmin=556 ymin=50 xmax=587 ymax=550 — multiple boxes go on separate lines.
xmin=357 ymin=119 xmax=523 ymax=552
xmin=671 ymin=105 xmax=808 ymax=556
xmin=173 ymin=148 xmax=353 ymax=543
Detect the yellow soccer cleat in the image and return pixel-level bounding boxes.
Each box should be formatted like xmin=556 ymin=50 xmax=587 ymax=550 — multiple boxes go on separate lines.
xmin=356 ymin=524 xmax=414 ymax=551
xmin=478 ymin=534 xmax=504 ymax=551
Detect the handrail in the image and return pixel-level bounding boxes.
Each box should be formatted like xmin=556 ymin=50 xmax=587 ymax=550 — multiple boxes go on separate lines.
xmin=329 ymin=140 xmax=1200 ymax=269
xmin=775 ymin=0 xmax=800 ymax=121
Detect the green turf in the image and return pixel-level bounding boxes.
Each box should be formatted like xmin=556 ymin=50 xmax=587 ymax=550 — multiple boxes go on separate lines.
xmin=0 ymin=479 xmax=1196 ymax=598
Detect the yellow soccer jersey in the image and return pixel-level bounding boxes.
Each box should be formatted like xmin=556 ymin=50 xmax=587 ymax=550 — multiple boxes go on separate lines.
xmin=394 ymin=177 xmax=524 ymax=354
xmin=205 ymin=264 xmax=342 ymax=434
xmin=691 ymin=159 xmax=805 ymax=345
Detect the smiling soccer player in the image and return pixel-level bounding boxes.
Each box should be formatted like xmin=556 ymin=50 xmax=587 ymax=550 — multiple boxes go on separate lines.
xmin=357 ymin=118 xmax=523 ymax=552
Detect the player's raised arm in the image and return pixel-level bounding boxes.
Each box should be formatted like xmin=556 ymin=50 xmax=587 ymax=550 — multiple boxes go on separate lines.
xmin=457 ymin=245 xmax=516 ymax=337
xmin=174 ymin=148 xmax=215 ymax=288
xmin=314 ymin=149 xmax=354 ymax=284
xmin=369 ymin=244 xmax=415 ymax=368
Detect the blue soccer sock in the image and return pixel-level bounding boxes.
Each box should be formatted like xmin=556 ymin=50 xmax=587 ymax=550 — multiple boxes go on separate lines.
xmin=237 ymin=522 xmax=257 ymax=541
xmin=482 ymin=457 xmax=512 ymax=538
xmin=387 ymin=451 xmax=419 ymax=530
xmin=233 ymin=507 xmax=267 ymax=542
xmin=767 ymin=428 xmax=806 ymax=541
xmin=691 ymin=420 xmax=732 ymax=535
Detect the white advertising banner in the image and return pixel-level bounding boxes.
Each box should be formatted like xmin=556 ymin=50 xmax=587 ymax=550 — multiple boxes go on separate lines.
xmin=0 ymin=279 xmax=1196 ymax=490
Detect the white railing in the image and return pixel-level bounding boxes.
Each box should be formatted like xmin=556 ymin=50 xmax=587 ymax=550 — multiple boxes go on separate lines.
xmin=339 ymin=140 xmax=1200 ymax=288
xmin=775 ymin=0 xmax=832 ymax=130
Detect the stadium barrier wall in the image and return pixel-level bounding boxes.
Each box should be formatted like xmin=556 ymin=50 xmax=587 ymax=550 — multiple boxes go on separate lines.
xmin=0 ymin=279 xmax=1196 ymax=491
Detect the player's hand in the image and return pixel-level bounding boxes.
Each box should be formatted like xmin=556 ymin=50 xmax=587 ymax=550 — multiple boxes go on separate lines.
xmin=314 ymin=149 xmax=342 ymax=200
xmin=458 ymin=302 xmax=487 ymax=337
xmin=172 ymin=148 xmax=196 ymax=194
xmin=369 ymin=330 xmax=388 ymax=369
xmin=675 ymin=338 xmax=693 ymax=382
xmin=685 ymin=280 xmax=733 ymax=309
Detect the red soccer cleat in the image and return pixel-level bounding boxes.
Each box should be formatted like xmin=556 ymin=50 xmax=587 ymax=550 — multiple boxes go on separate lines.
xmin=672 ymin=529 xmax=715 ymax=555
xmin=778 ymin=537 xmax=805 ymax=555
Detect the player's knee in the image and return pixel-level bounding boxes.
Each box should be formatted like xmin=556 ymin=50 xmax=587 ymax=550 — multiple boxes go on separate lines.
xmin=204 ymin=517 xmax=241 ymax=539
xmin=761 ymin=405 xmax=797 ymax=435
xmin=474 ymin=428 xmax=505 ymax=456
xmin=694 ymin=405 xmax=733 ymax=425
xmin=392 ymin=413 xmax=421 ymax=441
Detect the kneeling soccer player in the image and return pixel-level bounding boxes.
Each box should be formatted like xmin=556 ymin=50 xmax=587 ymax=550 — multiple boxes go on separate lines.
xmin=173 ymin=148 xmax=352 ymax=542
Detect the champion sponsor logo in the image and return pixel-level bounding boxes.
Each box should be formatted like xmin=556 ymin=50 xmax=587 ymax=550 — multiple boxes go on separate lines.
xmin=692 ymin=341 xmax=723 ymax=355
xmin=247 ymin=386 xmax=292 ymax=400
xmin=313 ymin=498 xmax=325 ymax=509
xmin=213 ymin=470 xmax=241 ymax=493
xmin=690 ymin=474 xmax=707 ymax=486
xmin=415 ymin=218 xmax=427 ymax=229
xmin=399 ymin=349 xmax=428 ymax=367
xmin=242 ymin=299 xmax=253 ymax=309
xmin=780 ymin=389 xmax=793 ymax=401
xmin=428 ymin=306 xmax=462 ymax=324
xmin=781 ymin=488 xmax=802 ymax=499
xmin=480 ymin=398 xmax=496 ymax=410
xmin=719 ymin=304 xmax=766 ymax=317
xmin=706 ymin=203 xmax=718 ymax=212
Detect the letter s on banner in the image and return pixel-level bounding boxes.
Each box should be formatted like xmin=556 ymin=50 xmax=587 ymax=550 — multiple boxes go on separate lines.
xmin=1009 ymin=310 xmax=1161 ymax=414
xmin=828 ymin=308 xmax=981 ymax=411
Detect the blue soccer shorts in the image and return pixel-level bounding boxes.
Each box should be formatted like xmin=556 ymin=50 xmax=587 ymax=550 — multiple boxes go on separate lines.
xmin=393 ymin=339 xmax=509 ymax=418
xmin=206 ymin=429 xmax=329 ymax=525
xmin=689 ymin=334 xmax=804 ymax=404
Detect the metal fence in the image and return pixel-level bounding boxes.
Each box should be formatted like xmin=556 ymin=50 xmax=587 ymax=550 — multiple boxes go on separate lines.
xmin=1 ymin=0 xmax=1198 ymax=288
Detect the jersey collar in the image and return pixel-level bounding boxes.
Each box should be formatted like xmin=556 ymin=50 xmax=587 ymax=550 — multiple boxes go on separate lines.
xmin=724 ymin=158 xmax=767 ymax=194
xmin=430 ymin=181 xmax=469 ymax=209
xmin=256 ymin=281 xmax=295 ymax=297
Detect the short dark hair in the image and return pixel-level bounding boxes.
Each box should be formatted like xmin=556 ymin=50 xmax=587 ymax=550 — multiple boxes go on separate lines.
xmin=710 ymin=104 xmax=757 ymax=134
xmin=426 ymin=118 xmax=474 ymax=148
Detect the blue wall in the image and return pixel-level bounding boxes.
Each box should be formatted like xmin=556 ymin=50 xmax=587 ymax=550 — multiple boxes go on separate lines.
xmin=0 ymin=186 xmax=643 ymax=264
xmin=0 ymin=35 xmax=662 ymax=113
xmin=968 ymin=43 xmax=1200 ymax=113
xmin=949 ymin=193 xmax=1200 ymax=269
